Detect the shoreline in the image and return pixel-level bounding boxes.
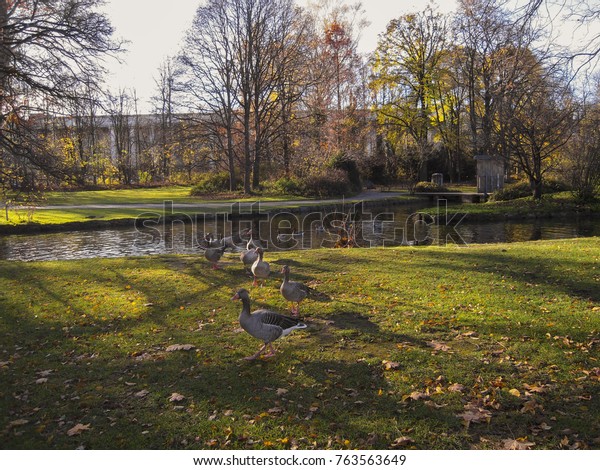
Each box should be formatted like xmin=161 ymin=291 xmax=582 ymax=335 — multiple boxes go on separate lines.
xmin=1 ymin=191 xmax=599 ymax=235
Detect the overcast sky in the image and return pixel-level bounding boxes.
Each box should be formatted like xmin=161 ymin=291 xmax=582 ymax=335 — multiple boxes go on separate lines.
xmin=99 ymin=0 xmax=458 ymax=112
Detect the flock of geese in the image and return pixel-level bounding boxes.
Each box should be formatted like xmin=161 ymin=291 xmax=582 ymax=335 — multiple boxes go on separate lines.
xmin=200 ymin=228 xmax=310 ymax=361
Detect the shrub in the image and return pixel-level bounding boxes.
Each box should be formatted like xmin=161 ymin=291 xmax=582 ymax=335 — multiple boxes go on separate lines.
xmin=190 ymin=172 xmax=236 ymax=195
xmin=328 ymin=153 xmax=362 ymax=193
xmin=299 ymin=169 xmax=355 ymax=198
xmin=269 ymin=176 xmax=303 ymax=195
xmin=490 ymin=179 xmax=569 ymax=201
xmin=489 ymin=181 xmax=531 ymax=201
xmin=414 ymin=181 xmax=448 ymax=193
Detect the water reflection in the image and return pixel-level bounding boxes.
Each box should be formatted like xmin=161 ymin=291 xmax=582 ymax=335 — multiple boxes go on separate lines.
xmin=0 ymin=203 xmax=598 ymax=262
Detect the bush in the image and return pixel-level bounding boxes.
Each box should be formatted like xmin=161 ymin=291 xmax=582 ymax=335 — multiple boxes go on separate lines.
xmin=299 ymin=169 xmax=355 ymax=198
xmin=268 ymin=176 xmax=303 ymax=196
xmin=490 ymin=181 xmax=531 ymax=201
xmin=328 ymin=153 xmax=362 ymax=193
xmin=190 ymin=172 xmax=236 ymax=195
xmin=490 ymin=179 xmax=569 ymax=201
xmin=414 ymin=181 xmax=448 ymax=193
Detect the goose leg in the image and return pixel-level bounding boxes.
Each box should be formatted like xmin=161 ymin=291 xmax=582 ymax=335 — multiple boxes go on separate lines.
xmin=244 ymin=343 xmax=267 ymax=361
xmin=263 ymin=343 xmax=277 ymax=358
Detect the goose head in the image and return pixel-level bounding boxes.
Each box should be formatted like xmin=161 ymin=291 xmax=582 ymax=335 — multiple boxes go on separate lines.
xmin=231 ymin=288 xmax=250 ymax=301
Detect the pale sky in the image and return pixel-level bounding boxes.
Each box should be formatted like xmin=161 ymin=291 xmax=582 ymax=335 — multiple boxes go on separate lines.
xmin=100 ymin=0 xmax=458 ymax=113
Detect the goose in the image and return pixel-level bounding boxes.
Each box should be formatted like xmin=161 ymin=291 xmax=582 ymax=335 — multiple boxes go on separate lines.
xmin=240 ymin=238 xmax=259 ymax=271
xmin=222 ymin=228 xmax=252 ymax=251
xmin=231 ymin=288 xmax=307 ymax=360
xmin=276 ymin=230 xmax=291 ymax=243
xmin=250 ymin=247 xmax=270 ymax=287
xmin=204 ymin=245 xmax=227 ymax=269
xmin=280 ymin=265 xmax=309 ymax=315
xmin=202 ymin=233 xmax=222 ymax=248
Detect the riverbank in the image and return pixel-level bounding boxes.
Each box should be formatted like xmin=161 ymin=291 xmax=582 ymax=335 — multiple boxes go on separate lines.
xmin=0 ymin=190 xmax=419 ymax=235
xmin=1 ymin=238 xmax=599 ymax=449
xmin=2 ymin=188 xmax=599 ymax=236
xmin=428 ymin=192 xmax=600 ymax=222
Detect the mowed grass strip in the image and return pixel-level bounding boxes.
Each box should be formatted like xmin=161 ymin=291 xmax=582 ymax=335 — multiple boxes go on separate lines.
xmin=0 ymin=238 xmax=598 ymax=449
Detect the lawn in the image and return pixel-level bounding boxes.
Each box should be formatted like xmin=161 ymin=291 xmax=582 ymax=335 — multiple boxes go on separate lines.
xmin=0 ymin=238 xmax=599 ymax=449
xmin=0 ymin=186 xmax=306 ymax=227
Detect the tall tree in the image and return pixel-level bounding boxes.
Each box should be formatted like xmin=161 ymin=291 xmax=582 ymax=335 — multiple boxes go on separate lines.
xmin=370 ymin=5 xmax=447 ymax=184
xmin=151 ymin=57 xmax=180 ymax=181
xmin=179 ymin=0 xmax=239 ymax=191
xmin=0 ymin=0 xmax=120 ymax=190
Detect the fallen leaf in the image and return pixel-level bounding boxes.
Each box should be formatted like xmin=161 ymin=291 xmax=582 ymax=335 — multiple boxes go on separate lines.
xmin=426 ymin=341 xmax=450 ymax=352
xmin=405 ymin=391 xmax=428 ymax=401
xmin=448 ymin=383 xmax=465 ymax=393
xmin=523 ymin=383 xmax=548 ymax=394
xmin=267 ymin=407 xmax=283 ymax=415
xmin=67 ymin=423 xmax=91 ymax=436
xmin=166 ymin=344 xmax=195 ymax=352
xmin=9 ymin=419 xmax=29 ymax=427
xmin=520 ymin=399 xmax=541 ymax=414
xmin=35 ymin=378 xmax=48 ymax=384
xmin=391 ymin=436 xmax=414 ymax=447
xmin=134 ymin=389 xmax=149 ymax=398
xmin=382 ymin=360 xmax=401 ymax=370
xmin=457 ymin=403 xmax=492 ymax=425
xmin=169 ymin=393 xmax=185 ymax=402
xmin=276 ymin=388 xmax=288 ymax=396
xmin=509 ymin=388 xmax=521 ymax=397
xmin=38 ymin=369 xmax=53 ymax=377
xmin=503 ymin=438 xmax=535 ymax=450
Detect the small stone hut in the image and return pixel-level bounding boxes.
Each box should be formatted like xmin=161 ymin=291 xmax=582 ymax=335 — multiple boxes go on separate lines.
xmin=474 ymin=155 xmax=504 ymax=194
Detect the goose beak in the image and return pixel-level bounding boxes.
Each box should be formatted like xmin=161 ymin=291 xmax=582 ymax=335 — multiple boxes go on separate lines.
xmin=231 ymin=293 xmax=240 ymax=301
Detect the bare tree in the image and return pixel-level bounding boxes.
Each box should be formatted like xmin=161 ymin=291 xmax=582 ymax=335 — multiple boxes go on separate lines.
xmin=0 ymin=0 xmax=120 ymax=191
xmin=151 ymin=57 xmax=181 ymax=181
xmin=179 ymin=0 xmax=239 ymax=191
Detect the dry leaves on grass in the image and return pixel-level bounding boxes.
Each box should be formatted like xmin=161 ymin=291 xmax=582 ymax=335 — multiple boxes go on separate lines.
xmin=447 ymin=383 xmax=465 ymax=393
xmin=503 ymin=438 xmax=535 ymax=450
xmin=166 ymin=344 xmax=196 ymax=352
xmin=403 ymin=391 xmax=429 ymax=401
xmin=67 ymin=423 xmax=91 ymax=436
xmin=169 ymin=392 xmax=185 ymax=402
xmin=391 ymin=436 xmax=415 ymax=448
xmin=382 ymin=360 xmax=401 ymax=370
xmin=426 ymin=340 xmax=450 ymax=352
xmin=457 ymin=402 xmax=492 ymax=426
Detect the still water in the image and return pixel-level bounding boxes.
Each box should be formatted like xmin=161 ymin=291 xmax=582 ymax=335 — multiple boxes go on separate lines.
xmin=0 ymin=202 xmax=598 ymax=262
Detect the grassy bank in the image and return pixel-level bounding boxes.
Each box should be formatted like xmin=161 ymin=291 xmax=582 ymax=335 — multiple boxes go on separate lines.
xmin=0 ymin=186 xmax=306 ymax=228
xmin=1 ymin=238 xmax=599 ymax=449
xmin=431 ymin=192 xmax=600 ymax=221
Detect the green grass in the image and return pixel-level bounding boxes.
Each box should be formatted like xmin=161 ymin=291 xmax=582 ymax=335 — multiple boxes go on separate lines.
xmin=428 ymin=192 xmax=600 ymax=221
xmin=1 ymin=239 xmax=599 ymax=450
xmin=0 ymin=186 xmax=307 ymax=227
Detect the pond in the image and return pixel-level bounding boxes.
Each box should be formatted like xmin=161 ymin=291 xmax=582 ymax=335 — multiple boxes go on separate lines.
xmin=0 ymin=201 xmax=598 ymax=261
